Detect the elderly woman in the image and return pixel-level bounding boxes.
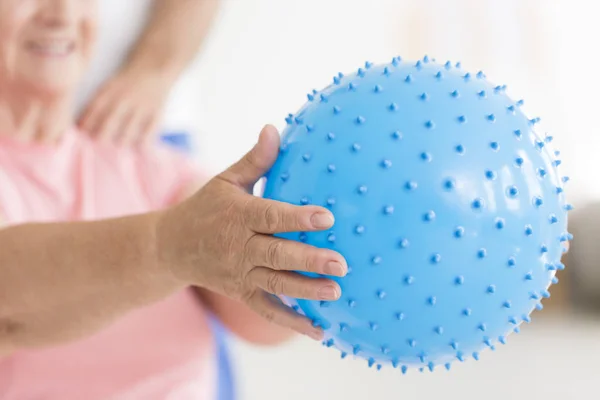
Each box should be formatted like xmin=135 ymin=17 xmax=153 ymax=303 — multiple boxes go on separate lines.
xmin=0 ymin=1 xmax=346 ymax=399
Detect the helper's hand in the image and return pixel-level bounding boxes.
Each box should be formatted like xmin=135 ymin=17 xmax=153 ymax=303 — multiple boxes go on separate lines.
xmin=156 ymin=125 xmax=347 ymax=340
xmin=77 ymin=66 xmax=171 ymax=146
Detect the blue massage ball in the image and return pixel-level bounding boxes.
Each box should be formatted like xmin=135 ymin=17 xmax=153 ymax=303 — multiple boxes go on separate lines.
xmin=262 ymin=56 xmax=572 ymax=372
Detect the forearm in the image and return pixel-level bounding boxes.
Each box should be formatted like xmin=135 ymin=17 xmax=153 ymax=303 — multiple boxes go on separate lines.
xmin=196 ymin=288 xmax=296 ymax=346
xmin=0 ymin=213 xmax=183 ymax=351
xmin=123 ymin=0 xmax=220 ymax=81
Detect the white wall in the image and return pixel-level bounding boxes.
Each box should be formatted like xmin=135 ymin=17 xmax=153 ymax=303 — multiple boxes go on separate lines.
xmin=554 ymin=0 xmax=600 ymax=205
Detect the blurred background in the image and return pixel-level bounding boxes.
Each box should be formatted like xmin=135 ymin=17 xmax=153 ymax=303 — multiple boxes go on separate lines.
xmin=102 ymin=0 xmax=599 ymax=398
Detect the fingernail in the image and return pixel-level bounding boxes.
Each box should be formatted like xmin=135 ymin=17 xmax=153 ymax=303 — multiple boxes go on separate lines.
xmin=324 ymin=261 xmax=346 ymax=276
xmin=318 ymin=285 xmax=340 ymax=300
xmin=311 ymin=212 xmax=334 ymax=229
xmin=308 ymin=330 xmax=323 ymax=341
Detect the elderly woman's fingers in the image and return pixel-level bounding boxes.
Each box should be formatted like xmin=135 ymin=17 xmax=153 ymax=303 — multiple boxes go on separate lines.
xmin=247 ymin=267 xmax=341 ymax=301
xmin=245 ymin=235 xmax=347 ymax=277
xmin=246 ymin=290 xmax=323 ymax=340
xmin=243 ymin=196 xmax=334 ymax=234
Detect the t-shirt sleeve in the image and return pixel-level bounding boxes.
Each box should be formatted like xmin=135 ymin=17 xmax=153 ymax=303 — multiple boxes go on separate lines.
xmin=136 ymin=146 xmax=211 ymax=209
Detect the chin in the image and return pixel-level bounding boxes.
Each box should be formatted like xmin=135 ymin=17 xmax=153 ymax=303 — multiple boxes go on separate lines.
xmin=21 ymin=74 xmax=78 ymax=99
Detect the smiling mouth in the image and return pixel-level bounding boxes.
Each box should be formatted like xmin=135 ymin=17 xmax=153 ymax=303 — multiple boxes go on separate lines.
xmin=26 ymin=39 xmax=75 ymax=57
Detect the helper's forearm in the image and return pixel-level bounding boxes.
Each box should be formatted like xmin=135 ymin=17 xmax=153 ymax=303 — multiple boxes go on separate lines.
xmin=123 ymin=0 xmax=220 ymax=80
xmin=0 ymin=213 xmax=182 ymax=352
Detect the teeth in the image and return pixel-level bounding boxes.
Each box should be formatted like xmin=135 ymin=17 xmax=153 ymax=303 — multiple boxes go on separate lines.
xmin=29 ymin=40 xmax=72 ymax=55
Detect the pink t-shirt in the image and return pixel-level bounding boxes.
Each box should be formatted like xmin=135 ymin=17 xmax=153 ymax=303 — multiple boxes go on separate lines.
xmin=0 ymin=129 xmax=216 ymax=399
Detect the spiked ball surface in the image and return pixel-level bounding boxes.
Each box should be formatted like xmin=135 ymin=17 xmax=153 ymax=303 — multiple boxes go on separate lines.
xmin=262 ymin=56 xmax=571 ymax=372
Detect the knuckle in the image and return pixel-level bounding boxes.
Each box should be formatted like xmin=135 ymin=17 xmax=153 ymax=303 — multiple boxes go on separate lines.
xmin=222 ymin=284 xmax=237 ymax=299
xmin=266 ymin=272 xmax=285 ymax=295
xmin=239 ymin=287 xmax=256 ymax=304
xmin=304 ymin=251 xmax=321 ymax=274
xmin=292 ymin=208 xmax=307 ymax=231
xmin=263 ymin=203 xmax=281 ymax=231
xmin=242 ymin=235 xmax=258 ymax=265
xmin=222 ymin=275 xmax=246 ymax=300
xmin=266 ymin=240 xmax=284 ymax=268
xmin=245 ymin=149 xmax=264 ymax=172
xmin=240 ymin=197 xmax=258 ymax=228
xmin=261 ymin=308 xmax=276 ymax=323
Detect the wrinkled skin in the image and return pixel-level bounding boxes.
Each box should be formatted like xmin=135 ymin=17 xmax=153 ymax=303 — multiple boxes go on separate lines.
xmin=157 ymin=125 xmax=348 ymax=339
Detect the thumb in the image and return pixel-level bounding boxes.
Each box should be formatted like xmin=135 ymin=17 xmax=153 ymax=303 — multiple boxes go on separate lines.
xmin=220 ymin=124 xmax=281 ymax=189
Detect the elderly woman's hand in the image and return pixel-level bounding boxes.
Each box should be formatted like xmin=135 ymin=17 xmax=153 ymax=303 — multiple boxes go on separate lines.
xmin=77 ymin=65 xmax=171 ymax=146
xmin=156 ymin=125 xmax=346 ymax=340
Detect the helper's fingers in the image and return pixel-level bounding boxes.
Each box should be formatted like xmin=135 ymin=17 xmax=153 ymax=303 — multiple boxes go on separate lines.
xmin=138 ymin=113 xmax=161 ymax=148
xmin=78 ymin=96 xmax=109 ymax=137
xmin=96 ymin=104 xmax=129 ymax=143
xmin=248 ymin=267 xmax=341 ymax=301
xmin=243 ymin=196 xmax=334 ymax=234
xmin=246 ymin=234 xmax=347 ymax=277
xmin=118 ymin=111 xmax=144 ymax=146
xmin=246 ymin=290 xmax=323 ymax=340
